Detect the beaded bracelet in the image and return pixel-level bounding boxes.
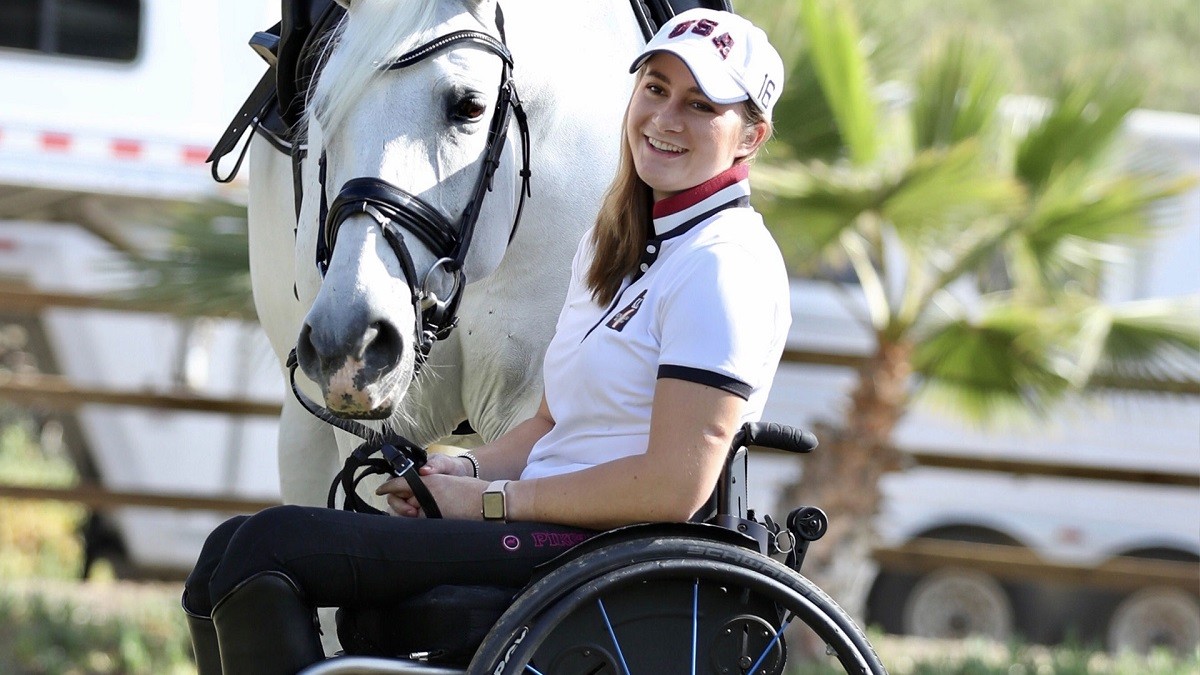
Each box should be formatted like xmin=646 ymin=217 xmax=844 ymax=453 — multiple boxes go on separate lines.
xmin=461 ymin=451 xmax=481 ymax=479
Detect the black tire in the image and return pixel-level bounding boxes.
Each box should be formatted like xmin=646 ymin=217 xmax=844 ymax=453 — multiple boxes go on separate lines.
xmin=470 ymin=536 xmax=886 ymax=674
xmin=865 ymin=570 xmax=918 ymax=634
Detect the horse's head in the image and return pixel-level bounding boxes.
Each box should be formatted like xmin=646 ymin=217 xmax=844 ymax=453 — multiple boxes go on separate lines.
xmin=294 ymin=0 xmax=528 ymax=419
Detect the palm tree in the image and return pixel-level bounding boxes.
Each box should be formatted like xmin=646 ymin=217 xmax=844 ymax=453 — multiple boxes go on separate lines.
xmin=738 ymin=0 xmax=1199 ymax=617
xmin=118 ymin=200 xmax=256 ymax=321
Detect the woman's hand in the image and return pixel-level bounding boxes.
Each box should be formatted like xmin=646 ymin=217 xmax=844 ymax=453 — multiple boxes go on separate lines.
xmin=375 ymin=468 xmax=488 ymax=520
xmin=424 ymin=452 xmax=476 ymax=478
xmin=374 ymin=453 xmax=474 ymax=516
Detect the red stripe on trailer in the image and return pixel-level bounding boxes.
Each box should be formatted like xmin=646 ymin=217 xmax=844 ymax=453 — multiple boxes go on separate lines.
xmin=41 ymin=132 xmax=72 ymax=152
xmin=112 ymin=138 xmax=143 ymax=159
xmin=182 ymin=145 xmax=209 ymax=164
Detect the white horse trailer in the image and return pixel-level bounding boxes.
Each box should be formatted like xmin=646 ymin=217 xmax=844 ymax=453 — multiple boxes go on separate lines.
xmin=0 ymin=0 xmax=1195 ymax=654
xmin=0 ymin=0 xmax=281 ymax=575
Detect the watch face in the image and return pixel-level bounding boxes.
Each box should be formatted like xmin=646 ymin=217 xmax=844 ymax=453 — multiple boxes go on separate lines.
xmin=482 ymin=491 xmax=505 ymax=520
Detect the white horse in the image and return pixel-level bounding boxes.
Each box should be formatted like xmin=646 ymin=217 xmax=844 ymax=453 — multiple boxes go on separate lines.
xmin=246 ymin=0 xmax=646 ymax=508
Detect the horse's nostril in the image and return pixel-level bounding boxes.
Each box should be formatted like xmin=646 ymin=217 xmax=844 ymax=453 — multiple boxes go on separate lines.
xmin=296 ymin=317 xmax=404 ymax=380
xmin=363 ymin=320 xmax=404 ymax=371
xmin=296 ymin=323 xmax=321 ymax=371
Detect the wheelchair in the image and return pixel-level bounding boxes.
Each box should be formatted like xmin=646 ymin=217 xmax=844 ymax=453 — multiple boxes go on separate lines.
xmin=299 ymin=422 xmax=887 ymax=674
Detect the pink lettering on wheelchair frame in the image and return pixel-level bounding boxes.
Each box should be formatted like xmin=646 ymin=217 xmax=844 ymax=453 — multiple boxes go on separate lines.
xmin=530 ymin=532 xmax=592 ymax=548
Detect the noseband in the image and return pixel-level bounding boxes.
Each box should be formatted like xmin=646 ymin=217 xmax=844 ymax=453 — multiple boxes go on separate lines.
xmin=286 ymin=9 xmax=532 ymax=517
xmin=317 ymin=11 xmax=532 ymax=364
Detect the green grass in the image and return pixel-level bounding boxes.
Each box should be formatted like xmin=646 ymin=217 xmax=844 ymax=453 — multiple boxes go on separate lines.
xmin=0 ymin=418 xmax=195 ymax=674
xmin=0 ymin=585 xmax=194 ymax=675
xmin=0 ymin=421 xmax=87 ymax=580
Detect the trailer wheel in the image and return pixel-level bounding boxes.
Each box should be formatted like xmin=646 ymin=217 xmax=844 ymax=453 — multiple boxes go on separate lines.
xmin=865 ymin=570 xmax=919 ymax=634
xmin=902 ymin=568 xmax=1013 ymax=641
xmin=1107 ymin=587 xmax=1200 ymax=655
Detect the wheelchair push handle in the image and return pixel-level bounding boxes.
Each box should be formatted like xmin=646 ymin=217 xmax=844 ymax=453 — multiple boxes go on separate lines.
xmin=732 ymin=421 xmax=817 ymax=454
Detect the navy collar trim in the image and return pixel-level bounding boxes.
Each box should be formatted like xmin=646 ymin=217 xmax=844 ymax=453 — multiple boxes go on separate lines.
xmin=656 ymin=196 xmax=750 ymax=241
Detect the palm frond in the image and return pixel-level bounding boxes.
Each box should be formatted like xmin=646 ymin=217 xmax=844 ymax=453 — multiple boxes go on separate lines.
xmin=911 ymin=33 xmax=1010 ymax=151
xmin=116 ymin=201 xmax=256 ymax=320
xmin=840 ymin=228 xmax=892 ymax=330
xmin=738 ymin=0 xmax=845 ymax=163
xmin=1073 ymin=296 xmax=1200 ymax=386
xmin=768 ymin=52 xmax=850 ymax=163
xmin=799 ymin=0 xmax=880 ymax=166
xmin=1009 ymin=170 xmax=1195 ymax=296
xmin=874 ymin=142 xmax=1025 ymax=332
xmin=1014 ymin=68 xmax=1144 ymax=193
xmin=880 ymin=141 xmax=1025 ymax=247
xmin=912 ymin=306 xmax=1074 ymax=424
xmin=755 ymin=161 xmax=881 ymax=269
xmin=1026 ymin=171 xmax=1194 ymax=250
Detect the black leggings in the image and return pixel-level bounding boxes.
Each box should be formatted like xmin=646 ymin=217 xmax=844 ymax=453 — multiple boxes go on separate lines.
xmin=183 ymin=504 xmax=596 ymax=616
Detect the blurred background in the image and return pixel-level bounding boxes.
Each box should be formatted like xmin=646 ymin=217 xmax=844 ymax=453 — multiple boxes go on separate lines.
xmin=0 ymin=1 xmax=1196 ymax=673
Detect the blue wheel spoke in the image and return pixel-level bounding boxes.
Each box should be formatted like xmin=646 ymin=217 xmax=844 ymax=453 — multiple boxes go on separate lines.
xmin=597 ymin=597 xmax=632 ymax=675
xmin=691 ymin=579 xmax=700 ymax=675
xmin=747 ymin=611 xmax=794 ymax=675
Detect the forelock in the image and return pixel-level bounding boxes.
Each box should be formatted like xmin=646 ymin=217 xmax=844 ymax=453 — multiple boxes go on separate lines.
xmin=309 ymin=0 xmax=443 ymax=134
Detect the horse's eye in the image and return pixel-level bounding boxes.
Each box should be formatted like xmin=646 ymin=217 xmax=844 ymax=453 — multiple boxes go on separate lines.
xmin=452 ymin=98 xmax=487 ymax=122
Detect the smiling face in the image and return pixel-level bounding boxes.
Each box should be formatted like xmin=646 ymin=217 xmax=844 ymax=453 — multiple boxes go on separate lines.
xmin=625 ymin=53 xmax=766 ymax=201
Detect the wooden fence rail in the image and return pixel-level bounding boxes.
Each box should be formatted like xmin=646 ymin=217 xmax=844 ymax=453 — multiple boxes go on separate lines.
xmin=0 ymin=482 xmax=278 ymax=514
xmin=0 ymin=372 xmax=281 ymax=416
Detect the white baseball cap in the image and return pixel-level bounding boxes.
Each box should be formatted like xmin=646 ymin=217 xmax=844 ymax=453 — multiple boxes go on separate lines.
xmin=629 ymin=9 xmax=785 ymax=120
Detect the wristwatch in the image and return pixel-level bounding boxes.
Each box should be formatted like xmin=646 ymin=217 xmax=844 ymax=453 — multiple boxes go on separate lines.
xmin=482 ymin=480 xmax=511 ymax=521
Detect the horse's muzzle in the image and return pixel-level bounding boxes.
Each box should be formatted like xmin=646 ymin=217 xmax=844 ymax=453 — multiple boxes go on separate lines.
xmin=295 ymin=320 xmax=408 ymax=418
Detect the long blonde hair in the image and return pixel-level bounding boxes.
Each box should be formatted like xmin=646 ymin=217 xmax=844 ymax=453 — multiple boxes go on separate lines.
xmin=585 ymin=84 xmax=772 ymax=306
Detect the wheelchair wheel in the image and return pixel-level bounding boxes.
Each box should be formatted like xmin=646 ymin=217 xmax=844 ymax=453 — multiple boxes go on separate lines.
xmin=470 ymin=536 xmax=886 ymax=674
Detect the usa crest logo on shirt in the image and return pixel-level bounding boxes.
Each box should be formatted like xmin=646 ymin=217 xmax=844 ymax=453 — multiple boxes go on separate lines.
xmin=606 ymin=290 xmax=647 ymax=332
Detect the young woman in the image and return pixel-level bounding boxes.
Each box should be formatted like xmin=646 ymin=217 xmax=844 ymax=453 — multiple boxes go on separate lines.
xmin=184 ymin=9 xmax=790 ymax=674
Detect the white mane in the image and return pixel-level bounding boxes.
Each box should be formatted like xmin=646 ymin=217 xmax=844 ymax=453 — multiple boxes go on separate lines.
xmin=310 ymin=0 xmax=485 ymax=135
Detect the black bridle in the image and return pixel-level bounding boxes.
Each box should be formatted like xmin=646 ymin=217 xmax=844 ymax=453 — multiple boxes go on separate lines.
xmin=286 ymin=8 xmax=532 ymax=518
xmin=317 ymin=17 xmax=531 ymax=364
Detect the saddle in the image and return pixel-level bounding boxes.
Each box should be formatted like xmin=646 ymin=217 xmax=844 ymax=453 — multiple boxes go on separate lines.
xmin=206 ymin=0 xmax=340 ymax=181
xmin=206 ymin=0 xmax=734 ymax=181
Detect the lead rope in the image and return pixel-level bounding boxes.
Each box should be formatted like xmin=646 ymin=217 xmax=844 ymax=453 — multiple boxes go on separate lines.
xmin=286 ymin=350 xmax=442 ymax=518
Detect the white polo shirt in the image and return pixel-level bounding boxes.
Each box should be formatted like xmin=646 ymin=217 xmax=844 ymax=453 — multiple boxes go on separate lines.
xmin=521 ymin=164 xmax=791 ymax=480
